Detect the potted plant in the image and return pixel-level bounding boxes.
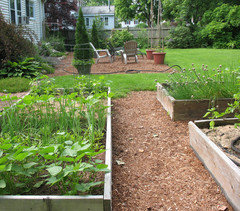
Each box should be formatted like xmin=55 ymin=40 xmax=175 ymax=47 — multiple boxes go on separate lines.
xmin=146 ymin=49 xmax=155 ymax=60
xmin=152 ymin=47 xmax=166 ymax=64
xmin=73 ymin=7 xmax=93 ymax=75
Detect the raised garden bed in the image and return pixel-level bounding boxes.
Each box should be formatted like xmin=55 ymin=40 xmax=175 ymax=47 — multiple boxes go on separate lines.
xmin=156 ymin=83 xmax=234 ymax=121
xmin=189 ymin=118 xmax=240 ymax=210
xmin=0 ymin=89 xmax=112 ymax=211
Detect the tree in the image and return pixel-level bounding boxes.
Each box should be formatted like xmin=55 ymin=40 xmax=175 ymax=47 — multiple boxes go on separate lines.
xmin=198 ymin=4 xmax=240 ymax=48
xmin=45 ymin=0 xmax=77 ymax=30
xmin=91 ymin=20 xmax=100 ymax=48
xmin=114 ymin=0 xmax=160 ymax=27
xmin=73 ymin=7 xmax=93 ymax=74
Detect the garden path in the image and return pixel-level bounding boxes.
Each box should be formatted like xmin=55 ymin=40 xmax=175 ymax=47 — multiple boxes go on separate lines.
xmin=112 ymin=91 xmax=232 ymax=210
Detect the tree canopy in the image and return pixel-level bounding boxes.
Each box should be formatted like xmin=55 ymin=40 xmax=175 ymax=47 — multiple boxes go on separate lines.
xmin=114 ymin=0 xmax=160 ymax=27
xmin=45 ymin=0 xmax=77 ymax=30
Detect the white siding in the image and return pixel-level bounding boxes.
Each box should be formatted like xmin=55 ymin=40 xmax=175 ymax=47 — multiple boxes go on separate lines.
xmin=0 ymin=0 xmax=10 ymax=21
xmin=0 ymin=0 xmax=44 ymax=42
xmin=84 ymin=14 xmax=114 ymax=30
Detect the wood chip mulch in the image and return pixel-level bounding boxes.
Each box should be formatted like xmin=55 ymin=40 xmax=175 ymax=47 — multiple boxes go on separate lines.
xmin=112 ymin=91 xmax=233 ymax=210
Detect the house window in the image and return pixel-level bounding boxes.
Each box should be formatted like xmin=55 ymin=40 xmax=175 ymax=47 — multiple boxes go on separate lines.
xmin=105 ymin=17 xmax=108 ymax=26
xmin=85 ymin=18 xmax=89 ymax=27
xmin=26 ymin=0 xmax=34 ymax=18
xmin=125 ymin=21 xmax=130 ymax=25
xmin=10 ymin=0 xmax=22 ymax=24
xmin=134 ymin=20 xmax=138 ymax=24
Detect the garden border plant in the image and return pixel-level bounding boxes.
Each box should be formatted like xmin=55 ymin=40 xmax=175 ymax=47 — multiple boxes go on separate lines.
xmin=156 ymin=64 xmax=239 ymax=120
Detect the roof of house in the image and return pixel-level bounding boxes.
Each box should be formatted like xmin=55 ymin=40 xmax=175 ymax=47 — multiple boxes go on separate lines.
xmin=82 ymin=6 xmax=115 ymax=15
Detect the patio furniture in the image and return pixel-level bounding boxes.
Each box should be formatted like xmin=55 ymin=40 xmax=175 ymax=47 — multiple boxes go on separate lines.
xmin=89 ymin=42 xmax=113 ymax=63
xmin=121 ymin=40 xmax=138 ymax=64
xmin=107 ymin=42 xmax=123 ymax=61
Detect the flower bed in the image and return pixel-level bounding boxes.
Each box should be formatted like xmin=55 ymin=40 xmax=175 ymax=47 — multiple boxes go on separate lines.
xmin=189 ymin=118 xmax=240 ymax=210
xmin=156 ymin=83 xmax=233 ymax=121
xmin=0 ymin=77 xmax=112 ymax=210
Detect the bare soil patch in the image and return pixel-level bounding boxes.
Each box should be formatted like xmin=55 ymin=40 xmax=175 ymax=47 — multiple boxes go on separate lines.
xmin=203 ymin=125 xmax=240 ymax=166
xmin=112 ymin=91 xmax=232 ymax=210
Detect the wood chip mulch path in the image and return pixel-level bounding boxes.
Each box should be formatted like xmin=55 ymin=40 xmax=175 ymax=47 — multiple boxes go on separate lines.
xmin=112 ymin=91 xmax=232 ymax=210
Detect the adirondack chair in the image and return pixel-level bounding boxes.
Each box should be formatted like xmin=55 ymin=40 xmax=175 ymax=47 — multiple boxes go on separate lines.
xmin=89 ymin=42 xmax=113 ymax=63
xmin=121 ymin=40 xmax=138 ymax=64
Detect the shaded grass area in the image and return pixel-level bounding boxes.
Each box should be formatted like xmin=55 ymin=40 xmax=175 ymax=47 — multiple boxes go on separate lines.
xmin=164 ymin=48 xmax=240 ymax=70
xmin=0 ymin=77 xmax=31 ymax=93
xmin=53 ymin=73 xmax=169 ymax=98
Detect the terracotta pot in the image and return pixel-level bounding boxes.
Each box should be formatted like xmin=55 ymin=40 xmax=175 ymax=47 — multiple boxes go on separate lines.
xmin=153 ymin=52 xmax=166 ymax=64
xmin=146 ymin=49 xmax=155 ymax=60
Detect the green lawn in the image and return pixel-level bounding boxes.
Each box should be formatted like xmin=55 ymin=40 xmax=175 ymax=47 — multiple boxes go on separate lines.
xmin=54 ymin=73 xmax=169 ymax=98
xmin=164 ymin=48 xmax=240 ymax=70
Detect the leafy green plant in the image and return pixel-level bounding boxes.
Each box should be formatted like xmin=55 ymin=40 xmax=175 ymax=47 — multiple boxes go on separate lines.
xmin=165 ymin=64 xmax=239 ymax=100
xmin=198 ymin=4 xmax=240 ymax=49
xmin=166 ymin=25 xmax=195 ymax=48
xmin=204 ymin=92 xmax=240 ymax=129
xmin=0 ymin=77 xmax=31 ymax=93
xmin=0 ymin=58 xmax=42 ymax=79
xmin=108 ymin=29 xmax=134 ymax=48
xmin=137 ymin=29 xmax=150 ymax=49
xmin=0 ymin=77 xmax=110 ymax=195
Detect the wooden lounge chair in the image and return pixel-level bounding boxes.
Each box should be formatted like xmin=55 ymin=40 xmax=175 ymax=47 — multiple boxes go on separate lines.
xmin=121 ymin=40 xmax=138 ymax=64
xmin=89 ymin=42 xmax=113 ymax=63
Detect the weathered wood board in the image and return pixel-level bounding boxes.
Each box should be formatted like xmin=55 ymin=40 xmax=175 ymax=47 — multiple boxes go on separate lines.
xmin=189 ymin=120 xmax=240 ymax=211
xmin=156 ymin=83 xmax=233 ymax=121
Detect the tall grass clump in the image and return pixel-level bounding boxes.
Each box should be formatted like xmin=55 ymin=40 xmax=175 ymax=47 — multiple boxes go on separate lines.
xmin=0 ymin=76 xmax=110 ymax=195
xmin=165 ymin=64 xmax=240 ymax=100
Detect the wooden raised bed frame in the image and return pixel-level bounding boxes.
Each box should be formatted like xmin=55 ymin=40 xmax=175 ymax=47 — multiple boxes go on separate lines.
xmin=156 ymin=83 xmax=233 ymax=121
xmin=0 ymin=89 xmax=113 ymax=211
xmin=189 ymin=118 xmax=240 ymax=210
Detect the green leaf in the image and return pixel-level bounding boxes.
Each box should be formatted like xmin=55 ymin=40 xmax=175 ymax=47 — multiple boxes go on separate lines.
xmin=47 ymin=166 xmax=62 ymax=176
xmin=34 ymin=181 xmax=44 ymax=188
xmin=0 ymin=165 xmax=6 ymax=171
xmin=75 ymin=181 xmax=103 ymax=193
xmin=15 ymin=152 xmax=29 ymax=161
xmin=0 ymin=144 xmax=12 ymax=150
xmin=0 ymin=180 xmax=6 ymax=188
xmin=23 ymin=162 xmax=37 ymax=169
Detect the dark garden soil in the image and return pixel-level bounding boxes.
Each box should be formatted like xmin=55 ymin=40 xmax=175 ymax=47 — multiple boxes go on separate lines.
xmin=0 ymin=54 xmax=233 ymax=210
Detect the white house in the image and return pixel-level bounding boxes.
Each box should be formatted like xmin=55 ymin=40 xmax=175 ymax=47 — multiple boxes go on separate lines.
xmin=81 ymin=6 xmax=115 ymax=30
xmin=121 ymin=20 xmax=140 ymax=28
xmin=0 ymin=0 xmax=45 ymax=42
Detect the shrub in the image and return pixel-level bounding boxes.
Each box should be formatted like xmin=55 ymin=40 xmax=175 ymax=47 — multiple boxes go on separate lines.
xmin=137 ymin=28 xmax=150 ymax=49
xmin=91 ymin=20 xmax=100 ymax=49
xmin=0 ymin=77 xmax=31 ymax=93
xmin=166 ymin=25 xmax=195 ymax=48
xmin=108 ymin=29 xmax=134 ymax=47
xmin=47 ymin=36 xmax=65 ymax=52
xmin=0 ymin=57 xmax=43 ymax=79
xmin=74 ymin=7 xmax=92 ymax=61
xmin=198 ymin=4 xmax=240 ymax=49
xmin=136 ymin=23 xmax=148 ymax=28
xmin=0 ymin=12 xmax=36 ymax=68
